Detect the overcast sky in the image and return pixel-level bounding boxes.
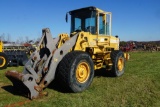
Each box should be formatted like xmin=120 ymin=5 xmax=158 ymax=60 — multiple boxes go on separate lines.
xmin=0 ymin=0 xmax=160 ymax=42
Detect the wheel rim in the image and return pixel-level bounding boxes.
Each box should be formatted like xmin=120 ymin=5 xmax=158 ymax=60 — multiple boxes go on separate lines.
xmin=30 ymin=50 xmax=33 ymax=55
xmin=117 ymin=57 xmax=124 ymax=71
xmin=0 ymin=56 xmax=6 ymax=67
xmin=76 ymin=62 xmax=90 ymax=83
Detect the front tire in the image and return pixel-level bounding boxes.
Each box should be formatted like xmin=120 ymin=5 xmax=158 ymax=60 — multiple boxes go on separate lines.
xmin=57 ymin=51 xmax=94 ymax=92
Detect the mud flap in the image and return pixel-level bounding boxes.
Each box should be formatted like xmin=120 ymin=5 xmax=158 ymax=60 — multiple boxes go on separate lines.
xmin=5 ymin=71 xmax=39 ymax=99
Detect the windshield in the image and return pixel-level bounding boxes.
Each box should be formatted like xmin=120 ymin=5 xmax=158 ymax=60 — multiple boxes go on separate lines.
xmin=71 ymin=11 xmax=96 ymax=34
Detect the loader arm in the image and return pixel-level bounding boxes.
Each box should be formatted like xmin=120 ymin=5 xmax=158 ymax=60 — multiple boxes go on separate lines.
xmin=6 ymin=28 xmax=79 ymax=99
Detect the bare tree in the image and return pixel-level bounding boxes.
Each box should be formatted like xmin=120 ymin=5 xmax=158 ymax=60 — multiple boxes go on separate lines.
xmin=36 ymin=37 xmax=41 ymax=42
xmin=0 ymin=33 xmax=5 ymax=41
xmin=16 ymin=39 xmax=20 ymax=44
xmin=18 ymin=36 xmax=24 ymax=44
xmin=25 ymin=36 xmax=29 ymax=43
xmin=6 ymin=34 xmax=11 ymax=42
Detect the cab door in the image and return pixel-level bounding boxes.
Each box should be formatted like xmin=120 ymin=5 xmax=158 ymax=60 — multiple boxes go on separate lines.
xmin=97 ymin=13 xmax=110 ymax=46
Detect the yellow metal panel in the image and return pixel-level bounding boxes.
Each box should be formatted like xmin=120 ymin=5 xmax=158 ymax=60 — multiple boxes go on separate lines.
xmin=96 ymin=8 xmax=111 ymax=14
xmin=0 ymin=41 xmax=3 ymax=52
xmin=109 ymin=36 xmax=120 ymax=50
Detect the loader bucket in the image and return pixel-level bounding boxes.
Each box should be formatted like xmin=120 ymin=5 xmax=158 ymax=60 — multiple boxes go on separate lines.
xmin=5 ymin=71 xmax=32 ymax=98
xmin=5 ymin=70 xmax=39 ymax=99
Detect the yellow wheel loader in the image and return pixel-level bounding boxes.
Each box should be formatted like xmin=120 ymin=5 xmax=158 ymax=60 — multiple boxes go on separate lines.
xmin=0 ymin=41 xmax=8 ymax=70
xmin=5 ymin=6 xmax=129 ymax=99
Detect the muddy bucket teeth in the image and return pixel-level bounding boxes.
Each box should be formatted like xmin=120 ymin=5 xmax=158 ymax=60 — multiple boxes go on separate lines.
xmin=5 ymin=70 xmax=39 ymax=99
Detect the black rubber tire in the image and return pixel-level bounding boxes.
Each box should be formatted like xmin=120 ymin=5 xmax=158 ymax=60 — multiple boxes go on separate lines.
xmin=56 ymin=51 xmax=94 ymax=92
xmin=0 ymin=52 xmax=8 ymax=69
xmin=110 ymin=50 xmax=125 ymax=77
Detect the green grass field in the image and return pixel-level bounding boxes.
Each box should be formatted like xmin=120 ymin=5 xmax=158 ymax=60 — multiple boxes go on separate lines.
xmin=0 ymin=52 xmax=160 ymax=107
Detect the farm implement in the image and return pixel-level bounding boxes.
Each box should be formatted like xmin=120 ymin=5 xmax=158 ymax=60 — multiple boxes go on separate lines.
xmin=0 ymin=40 xmax=28 ymax=69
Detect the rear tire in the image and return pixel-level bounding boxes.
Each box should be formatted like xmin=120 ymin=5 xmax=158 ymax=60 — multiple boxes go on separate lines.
xmin=110 ymin=50 xmax=125 ymax=77
xmin=0 ymin=52 xmax=8 ymax=70
xmin=57 ymin=51 xmax=94 ymax=92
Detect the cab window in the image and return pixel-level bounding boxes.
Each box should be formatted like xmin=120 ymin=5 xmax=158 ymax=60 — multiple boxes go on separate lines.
xmin=99 ymin=13 xmax=110 ymax=35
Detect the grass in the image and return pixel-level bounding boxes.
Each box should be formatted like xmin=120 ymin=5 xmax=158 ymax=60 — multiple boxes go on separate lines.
xmin=0 ymin=51 xmax=160 ymax=107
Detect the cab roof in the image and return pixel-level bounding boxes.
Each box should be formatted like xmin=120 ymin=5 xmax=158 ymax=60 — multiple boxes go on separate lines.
xmin=69 ymin=6 xmax=107 ymax=15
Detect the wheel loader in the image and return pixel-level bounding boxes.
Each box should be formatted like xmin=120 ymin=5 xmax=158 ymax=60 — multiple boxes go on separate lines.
xmin=5 ymin=6 xmax=129 ymax=99
xmin=0 ymin=40 xmax=8 ymax=69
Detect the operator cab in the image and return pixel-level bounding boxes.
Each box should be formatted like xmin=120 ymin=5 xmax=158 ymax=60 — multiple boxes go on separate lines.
xmin=68 ymin=6 xmax=112 ymax=35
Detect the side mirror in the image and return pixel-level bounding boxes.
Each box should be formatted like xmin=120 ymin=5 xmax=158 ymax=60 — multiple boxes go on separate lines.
xmin=65 ymin=13 xmax=68 ymax=23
